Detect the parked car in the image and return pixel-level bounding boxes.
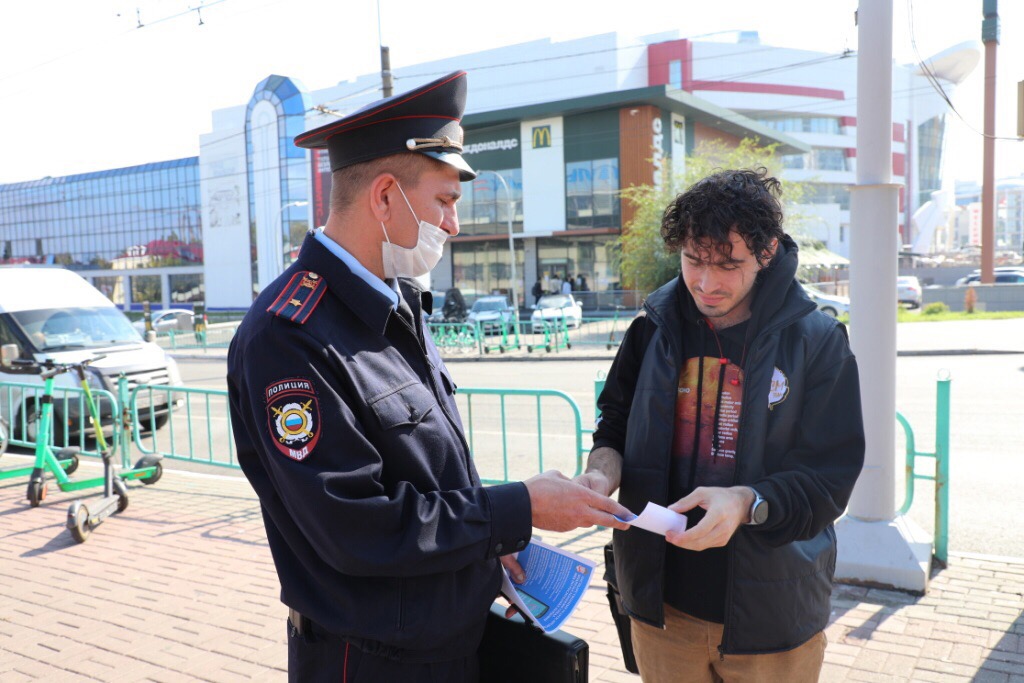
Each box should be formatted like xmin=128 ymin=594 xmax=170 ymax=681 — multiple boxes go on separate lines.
xmin=131 ymin=309 xmax=194 ymax=335
xmin=959 ymin=272 xmax=1024 ymax=286
xmin=897 ymin=276 xmax=923 ymax=309
xmin=467 ymin=296 xmax=515 ymax=335
xmin=0 ymin=266 xmax=183 ymax=443
xmin=530 ymin=294 xmax=583 ymax=333
xmin=801 ymin=283 xmax=850 ymax=318
xmin=954 ymin=267 xmax=1024 ymax=286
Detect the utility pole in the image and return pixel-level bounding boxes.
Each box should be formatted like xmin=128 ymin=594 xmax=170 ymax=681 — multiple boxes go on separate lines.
xmin=980 ymin=0 xmax=999 ymax=284
xmin=380 ymin=46 xmax=393 ymax=98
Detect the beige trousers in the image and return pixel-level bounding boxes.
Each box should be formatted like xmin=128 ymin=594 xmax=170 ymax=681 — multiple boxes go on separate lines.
xmin=630 ymin=603 xmax=826 ymax=683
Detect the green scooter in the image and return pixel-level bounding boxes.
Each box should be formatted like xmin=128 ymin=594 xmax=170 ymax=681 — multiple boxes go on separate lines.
xmin=0 ymin=344 xmax=163 ymax=542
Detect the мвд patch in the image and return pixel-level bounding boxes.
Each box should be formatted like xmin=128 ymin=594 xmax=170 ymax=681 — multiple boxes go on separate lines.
xmin=265 ymin=377 xmax=321 ymax=461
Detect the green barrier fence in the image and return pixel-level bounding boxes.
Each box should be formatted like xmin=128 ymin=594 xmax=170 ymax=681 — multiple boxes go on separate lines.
xmin=129 ymin=383 xmax=237 ymax=469
xmin=896 ymin=372 xmax=952 ymax=565
xmin=158 ymin=324 xmax=238 ymax=351
xmin=458 ymin=387 xmax=585 ymax=484
xmin=0 ymin=380 xmax=121 ymax=459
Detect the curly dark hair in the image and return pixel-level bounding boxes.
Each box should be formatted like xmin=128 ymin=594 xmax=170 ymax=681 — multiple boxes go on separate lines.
xmin=661 ymin=167 xmax=784 ymax=266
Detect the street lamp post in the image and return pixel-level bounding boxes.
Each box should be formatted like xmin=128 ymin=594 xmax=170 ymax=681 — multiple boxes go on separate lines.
xmin=475 ymin=170 xmax=519 ymax=320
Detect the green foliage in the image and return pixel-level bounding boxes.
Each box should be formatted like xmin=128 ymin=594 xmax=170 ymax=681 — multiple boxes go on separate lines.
xmin=616 ymin=138 xmax=814 ymax=295
xmin=922 ymin=302 xmax=950 ymax=316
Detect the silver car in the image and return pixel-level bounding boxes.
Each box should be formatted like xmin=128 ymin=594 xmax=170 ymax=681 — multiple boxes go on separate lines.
xmin=801 ymin=283 xmax=849 ymax=318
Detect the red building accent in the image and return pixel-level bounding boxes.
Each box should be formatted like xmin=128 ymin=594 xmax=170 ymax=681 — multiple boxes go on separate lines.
xmin=647 ymin=39 xmax=844 ymax=100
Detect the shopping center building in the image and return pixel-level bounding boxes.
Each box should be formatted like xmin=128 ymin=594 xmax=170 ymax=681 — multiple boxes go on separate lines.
xmin=0 ymin=31 xmax=979 ymax=310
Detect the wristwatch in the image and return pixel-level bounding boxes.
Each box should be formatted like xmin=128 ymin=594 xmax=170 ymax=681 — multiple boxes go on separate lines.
xmin=746 ymin=488 xmax=769 ymax=526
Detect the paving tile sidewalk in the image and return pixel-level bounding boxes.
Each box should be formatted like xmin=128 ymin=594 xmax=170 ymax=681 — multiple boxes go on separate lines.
xmin=0 ymin=466 xmax=1021 ymax=682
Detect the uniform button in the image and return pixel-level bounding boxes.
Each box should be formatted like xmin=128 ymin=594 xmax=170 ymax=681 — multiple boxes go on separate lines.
xmin=494 ymin=543 xmax=504 ymax=555
xmin=514 ymin=539 xmax=526 ymax=551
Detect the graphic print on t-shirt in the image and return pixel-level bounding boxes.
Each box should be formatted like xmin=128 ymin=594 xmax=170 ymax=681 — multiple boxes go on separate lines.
xmin=671 ymin=356 xmax=744 ymax=488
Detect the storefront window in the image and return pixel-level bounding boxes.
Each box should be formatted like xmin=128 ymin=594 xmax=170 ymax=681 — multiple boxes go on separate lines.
xmin=458 ymin=169 xmax=523 ymax=236
xmin=131 ymin=275 xmax=162 ymax=306
xmin=92 ymin=276 xmax=125 ymax=305
xmin=170 ymin=273 xmax=205 ymax=304
xmin=536 ymin=235 xmax=619 ymax=302
xmin=566 ymin=159 xmax=619 ymax=229
xmin=450 ymin=240 xmax=525 ymax=307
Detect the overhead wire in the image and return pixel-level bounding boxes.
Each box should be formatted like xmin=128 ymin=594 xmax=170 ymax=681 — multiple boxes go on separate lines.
xmin=906 ymin=0 xmax=1019 ymax=142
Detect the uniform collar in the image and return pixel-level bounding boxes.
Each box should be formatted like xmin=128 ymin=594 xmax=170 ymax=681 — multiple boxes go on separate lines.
xmin=296 ymin=232 xmax=396 ymax=335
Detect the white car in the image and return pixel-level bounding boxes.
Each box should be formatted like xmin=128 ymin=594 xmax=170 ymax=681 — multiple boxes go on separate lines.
xmin=530 ymin=294 xmax=583 ymax=332
xmin=897 ymin=276 xmax=922 ymax=309
xmin=801 ymin=283 xmax=849 ymax=318
xmin=467 ymin=296 xmax=515 ymax=334
xmin=132 ymin=309 xmax=194 ymax=335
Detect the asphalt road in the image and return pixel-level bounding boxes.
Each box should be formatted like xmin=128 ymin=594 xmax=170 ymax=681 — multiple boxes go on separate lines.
xmin=166 ymin=352 xmax=1024 ymax=559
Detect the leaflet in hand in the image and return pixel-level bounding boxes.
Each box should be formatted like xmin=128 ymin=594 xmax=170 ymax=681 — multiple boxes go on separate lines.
xmin=500 ymin=539 xmax=596 ymax=633
xmin=614 ymin=501 xmax=688 ymax=536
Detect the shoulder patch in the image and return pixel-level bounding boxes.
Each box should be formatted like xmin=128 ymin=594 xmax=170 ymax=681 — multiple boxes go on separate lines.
xmin=266 ymin=271 xmax=326 ymax=324
xmin=265 ymin=377 xmax=321 ymax=461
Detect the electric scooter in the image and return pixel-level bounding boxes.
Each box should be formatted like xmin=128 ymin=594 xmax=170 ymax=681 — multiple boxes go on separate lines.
xmin=0 ymin=344 xmax=163 ymax=542
xmin=0 ymin=351 xmax=81 ymax=483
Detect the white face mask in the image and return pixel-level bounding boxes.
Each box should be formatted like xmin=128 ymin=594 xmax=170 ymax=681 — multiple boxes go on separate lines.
xmin=380 ymin=183 xmax=447 ymax=279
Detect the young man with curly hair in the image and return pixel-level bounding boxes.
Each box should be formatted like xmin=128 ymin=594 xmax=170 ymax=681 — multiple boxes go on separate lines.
xmin=578 ymin=168 xmax=865 ymax=681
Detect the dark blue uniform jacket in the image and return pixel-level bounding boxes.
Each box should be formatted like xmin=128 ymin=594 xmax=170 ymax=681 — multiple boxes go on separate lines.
xmin=227 ymin=233 xmax=532 ymax=663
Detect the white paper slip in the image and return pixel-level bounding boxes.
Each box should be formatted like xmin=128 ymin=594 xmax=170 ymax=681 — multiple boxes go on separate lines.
xmin=614 ymin=502 xmax=688 ymax=536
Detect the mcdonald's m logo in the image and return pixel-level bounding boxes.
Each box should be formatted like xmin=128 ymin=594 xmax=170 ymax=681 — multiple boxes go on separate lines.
xmin=531 ymin=125 xmax=552 ymax=149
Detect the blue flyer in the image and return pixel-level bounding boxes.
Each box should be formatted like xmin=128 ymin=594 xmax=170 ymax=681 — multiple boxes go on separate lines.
xmin=500 ymin=539 xmax=596 ymax=633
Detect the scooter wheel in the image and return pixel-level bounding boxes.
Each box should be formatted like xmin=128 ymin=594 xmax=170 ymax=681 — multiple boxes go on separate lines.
xmin=57 ymin=448 xmax=80 ymax=475
xmin=27 ymin=480 xmax=46 ymax=508
xmin=116 ymin=493 xmax=129 ymax=513
xmin=69 ymin=505 xmax=90 ymax=544
xmin=139 ymin=461 xmax=163 ymax=486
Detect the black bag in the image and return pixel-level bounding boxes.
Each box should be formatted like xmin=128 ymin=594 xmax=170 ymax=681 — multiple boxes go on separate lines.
xmin=479 ymin=602 xmax=588 ymax=683
xmin=603 ymin=542 xmax=639 ymax=674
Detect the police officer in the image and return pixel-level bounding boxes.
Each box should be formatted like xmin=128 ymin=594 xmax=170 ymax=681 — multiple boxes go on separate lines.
xmin=227 ymin=71 xmax=631 ymax=683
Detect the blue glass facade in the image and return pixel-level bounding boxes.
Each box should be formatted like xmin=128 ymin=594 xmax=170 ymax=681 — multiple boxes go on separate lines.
xmin=0 ymin=158 xmax=200 ymax=270
xmin=245 ymin=75 xmax=310 ymax=292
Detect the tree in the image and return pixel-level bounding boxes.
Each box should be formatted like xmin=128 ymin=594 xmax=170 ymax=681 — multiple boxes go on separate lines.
xmin=616 ymin=138 xmax=813 ymax=295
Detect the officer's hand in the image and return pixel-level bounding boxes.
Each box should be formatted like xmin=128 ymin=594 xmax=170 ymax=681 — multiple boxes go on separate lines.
xmin=499 ymin=554 xmax=526 ymax=618
xmin=500 ymin=554 xmax=526 ymax=584
xmin=665 ymin=486 xmax=754 ymax=551
xmin=525 ymin=470 xmax=632 ymax=532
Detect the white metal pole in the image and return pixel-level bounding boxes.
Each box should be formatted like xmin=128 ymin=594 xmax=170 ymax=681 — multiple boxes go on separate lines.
xmin=848 ymin=0 xmax=898 ymax=522
xmin=836 ymin=0 xmax=931 ymax=592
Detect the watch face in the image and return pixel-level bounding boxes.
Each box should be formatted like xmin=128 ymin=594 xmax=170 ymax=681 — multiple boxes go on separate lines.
xmin=752 ymin=499 xmax=769 ymax=525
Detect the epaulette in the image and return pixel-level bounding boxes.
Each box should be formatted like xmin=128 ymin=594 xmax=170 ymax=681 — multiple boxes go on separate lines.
xmin=266 ymin=271 xmax=326 ymax=324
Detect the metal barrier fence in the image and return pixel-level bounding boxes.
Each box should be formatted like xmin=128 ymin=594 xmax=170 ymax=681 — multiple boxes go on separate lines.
xmin=0 ymin=380 xmax=121 ymax=459
xmin=154 ymin=323 xmax=239 ymax=351
xmin=428 ymin=315 xmax=633 ymax=356
xmin=457 ymin=387 xmax=585 ymax=484
xmin=130 ymin=384 xmax=238 ymax=469
xmin=896 ymin=373 xmax=952 ymax=565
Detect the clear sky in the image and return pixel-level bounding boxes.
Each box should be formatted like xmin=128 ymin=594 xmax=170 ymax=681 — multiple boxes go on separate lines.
xmin=1 ymin=0 xmax=1021 ymax=186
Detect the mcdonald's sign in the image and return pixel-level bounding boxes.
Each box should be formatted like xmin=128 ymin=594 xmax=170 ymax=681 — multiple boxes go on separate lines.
xmin=531 ymin=125 xmax=552 ymax=149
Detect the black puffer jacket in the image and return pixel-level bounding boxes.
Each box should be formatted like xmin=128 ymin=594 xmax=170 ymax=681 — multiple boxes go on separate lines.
xmin=594 ymin=237 xmax=865 ymax=654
